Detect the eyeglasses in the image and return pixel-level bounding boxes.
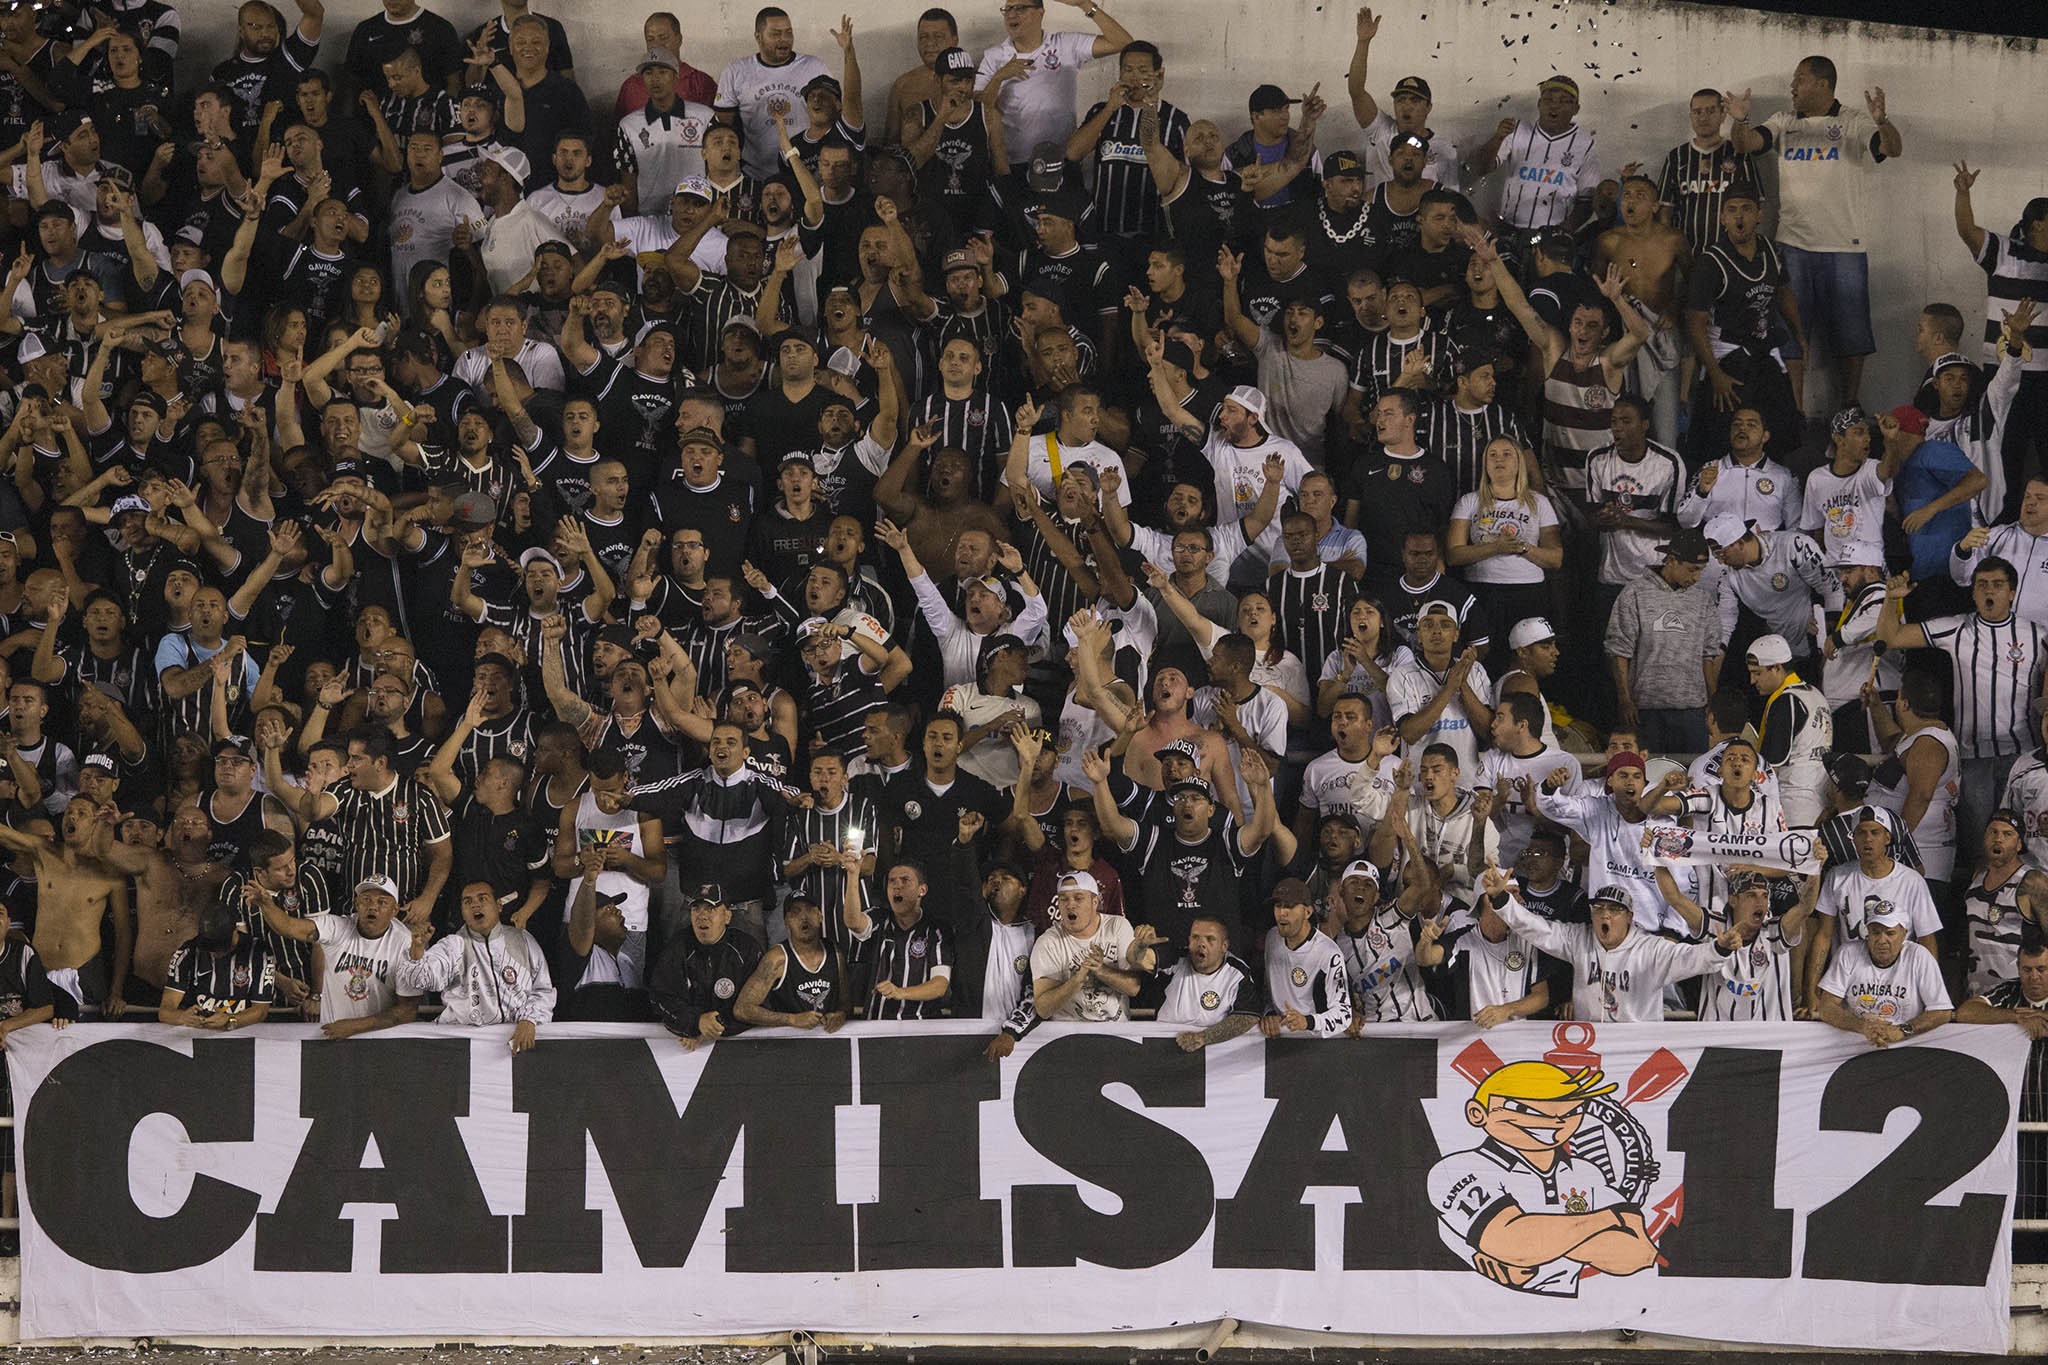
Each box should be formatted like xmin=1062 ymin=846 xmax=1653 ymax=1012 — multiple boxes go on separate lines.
xmin=999 ymin=3 xmax=1041 ymax=13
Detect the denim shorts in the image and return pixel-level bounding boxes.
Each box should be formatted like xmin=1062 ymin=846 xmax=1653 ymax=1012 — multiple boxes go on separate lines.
xmin=1780 ymin=244 xmax=1875 ymax=359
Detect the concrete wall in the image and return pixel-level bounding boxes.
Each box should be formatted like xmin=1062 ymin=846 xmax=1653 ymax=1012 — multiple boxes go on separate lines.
xmin=178 ymin=1 xmax=2042 ymax=409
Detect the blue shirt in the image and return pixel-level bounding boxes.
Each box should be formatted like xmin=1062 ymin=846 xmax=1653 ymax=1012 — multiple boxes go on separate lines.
xmin=1894 ymin=437 xmax=1977 ymax=579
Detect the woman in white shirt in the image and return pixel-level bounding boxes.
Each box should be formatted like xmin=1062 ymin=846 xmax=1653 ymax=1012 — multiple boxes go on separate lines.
xmin=1316 ymin=595 xmax=1413 ymax=729
xmin=1447 ymin=437 xmax=1563 ymax=655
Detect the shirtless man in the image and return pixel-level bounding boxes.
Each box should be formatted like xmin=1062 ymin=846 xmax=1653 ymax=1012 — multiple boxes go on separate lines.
xmin=1595 ymin=174 xmax=1691 ymax=447
xmin=883 ymin=9 xmax=960 ymax=143
xmin=872 ymin=421 xmax=1008 ymax=576
xmin=100 ymin=804 xmax=233 ymax=1004
xmin=1 ymin=799 xmax=132 ymax=1015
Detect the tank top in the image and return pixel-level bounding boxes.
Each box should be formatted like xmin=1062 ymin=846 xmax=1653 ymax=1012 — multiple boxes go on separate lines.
xmin=1541 ymin=353 xmax=1615 ymax=490
xmin=1869 ymin=726 xmax=1961 ymax=882
xmin=566 ymin=790 xmax=651 ymax=932
xmin=915 ymin=98 xmax=994 ymax=211
xmin=765 ymin=939 xmax=842 ymax=1016
xmin=206 ymin=788 xmax=270 ymax=871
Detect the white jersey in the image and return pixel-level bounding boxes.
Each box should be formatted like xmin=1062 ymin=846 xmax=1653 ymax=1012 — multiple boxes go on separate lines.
xmin=1403 ymin=791 xmax=1499 ymax=901
xmin=1818 ymin=860 xmax=1942 ymax=943
xmin=1428 ymin=1139 xmax=1627 ymax=1297
xmin=1440 ymin=910 xmax=1542 ymax=1013
xmin=1494 ymin=121 xmax=1600 ymax=231
xmin=1157 ymin=953 xmax=1262 ymax=1027
xmin=973 ymin=29 xmax=1100 ymax=168
xmin=1818 ymin=938 xmax=1952 ymax=1022
xmin=981 ymin=913 xmax=1038 ymax=1026
xmin=1300 ymin=747 xmax=1398 ymax=823
xmin=525 ymin=182 xmax=610 ymax=253
xmin=1819 ymin=581 xmax=1902 ymax=709
xmin=1493 ymin=892 xmax=1730 ymax=1022
xmin=388 ymin=175 xmax=483 ymax=314
xmin=1476 ymin=744 xmax=1582 ymax=864
xmin=1387 ymin=655 xmax=1495 ymax=777
xmin=1687 ymin=741 xmax=1782 ymax=803
xmin=1022 ymin=433 xmax=1130 ymax=506
xmin=1866 ymin=726 xmax=1961 ymax=881
xmin=1587 ymin=441 xmax=1686 ymax=587
xmin=1757 ymin=675 xmax=1832 ymax=827
xmin=1538 ymin=791 xmax=1680 ymax=934
xmin=1029 ymin=915 xmax=1137 ymax=1022
xmin=312 ymin=913 xmax=421 ymax=1024
xmin=1700 ymin=919 xmax=1801 ymax=1022
xmin=1260 ymin=927 xmax=1353 ymax=1036
xmin=617 ymin=98 xmax=717 ymax=215
xmin=1338 ymin=906 xmax=1439 ymax=1022
xmin=398 ymin=923 xmax=557 ymax=1026
xmin=1678 ymin=455 xmax=1801 ymax=531
xmin=1712 ymin=530 xmax=1832 ymax=647
xmin=1675 ymin=779 xmax=1789 ymax=907
xmin=1206 ymin=429 xmax=1312 ymax=526
xmin=715 ymin=51 xmax=833 ymax=179
xmin=1759 ymin=102 xmax=1885 ymax=254
xmin=1360 ymin=109 xmax=1461 ymax=191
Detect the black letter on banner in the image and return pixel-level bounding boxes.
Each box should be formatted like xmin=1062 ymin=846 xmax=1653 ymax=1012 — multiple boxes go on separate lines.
xmin=1802 ymin=1048 xmax=2010 ymax=1286
xmin=512 ymin=1036 xmax=853 ymax=1273
xmin=255 ymin=1038 xmax=507 ymax=1272
xmin=1214 ymin=1037 xmax=1459 ymax=1270
xmin=1657 ymin=1046 xmax=1794 ymax=1278
xmin=1010 ymin=1034 xmax=1211 ymax=1268
xmin=23 ymin=1038 xmax=259 ymax=1272
xmin=856 ymin=1034 xmax=1002 ymax=1269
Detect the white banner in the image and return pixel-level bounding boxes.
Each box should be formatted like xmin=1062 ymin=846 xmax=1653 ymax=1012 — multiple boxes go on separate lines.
xmin=1643 ymin=822 xmax=1826 ymax=875
xmin=6 ymin=1021 xmax=2028 ymax=1351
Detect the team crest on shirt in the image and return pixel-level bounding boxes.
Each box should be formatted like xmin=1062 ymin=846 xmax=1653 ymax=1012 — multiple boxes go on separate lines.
xmin=1312 ymin=592 xmax=1331 ymax=612
xmin=1427 ymin=1025 xmax=1684 ymax=1298
xmin=1750 ymin=944 xmax=1769 ymax=970
xmin=393 ymin=802 xmax=411 ymax=825
xmin=1368 ymin=924 xmax=1390 ymax=951
xmin=501 ymin=964 xmax=519 ymax=985
xmin=346 ymin=963 xmax=372 ymax=1001
xmin=1504 ymin=950 xmax=1525 ymax=971
xmin=909 ymin=939 xmax=928 ymax=958
xmin=1014 ymin=954 xmax=1030 ymax=975
xmin=966 ymin=408 xmax=986 ymax=427
xmin=1200 ymin=989 xmax=1221 ymax=1009
xmin=2013 ymin=644 xmax=2030 ymax=664
xmin=233 ymin=963 xmax=252 ymax=990
xmin=714 ymin=976 xmax=737 ymax=998
xmin=1408 ymin=466 xmax=1426 ymax=483
xmin=904 ymin=800 xmax=924 ymax=820
xmin=1291 ymin=965 xmax=1308 ymax=987
xmin=1770 ymin=573 xmax=1789 ymax=590
xmin=1757 ymin=478 xmax=1775 ymax=494
xmin=1041 ymin=48 xmax=1063 ymax=70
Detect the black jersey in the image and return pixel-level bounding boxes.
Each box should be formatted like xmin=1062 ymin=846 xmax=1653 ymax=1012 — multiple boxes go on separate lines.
xmin=765 ymin=940 xmax=844 ymax=1017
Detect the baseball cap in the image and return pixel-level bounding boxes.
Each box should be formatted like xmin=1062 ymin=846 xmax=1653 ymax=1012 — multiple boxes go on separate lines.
xmin=1832 ymin=541 xmax=1885 ymax=570
xmin=1226 ymin=384 xmax=1267 ymax=419
xmin=1248 ymin=83 xmax=1299 ymax=114
xmin=1657 ymin=527 xmax=1712 ymax=563
xmin=729 ymin=631 xmax=772 ymax=659
xmin=1606 ymin=750 xmax=1646 ymax=774
xmin=801 ymin=74 xmax=842 ymax=100
xmin=1417 ymin=599 xmax=1460 ymax=622
xmin=1322 ymin=149 xmax=1366 ymax=180
xmin=1154 ymin=737 xmax=1201 ymax=763
xmin=1932 ymin=351 xmax=1974 ymax=375
xmin=1055 ymin=869 xmax=1100 ymax=896
xmin=589 ymin=277 xmax=634 ymax=303
xmin=518 ymin=547 xmax=563 ymax=574
xmin=1746 ymin=634 xmax=1793 ymax=667
xmin=177 ymin=268 xmax=217 ymax=295
xmin=1888 ymin=405 xmax=1929 ymax=437
xmin=354 ymin=875 xmax=401 ymax=901
xmin=1340 ymin=859 xmax=1381 ymax=885
xmin=1269 ymin=876 xmax=1314 ymax=908
xmin=212 ymin=735 xmax=255 ymax=760
xmin=1828 ymin=752 xmax=1873 ymax=797
xmin=33 ymin=199 xmax=74 ymax=223
xmin=594 ymin=624 xmax=638 ymax=653
xmin=1392 ymin=75 xmax=1432 ymax=100
xmin=677 ymin=424 xmax=725 ymax=453
xmin=482 ymin=144 xmax=531 ymax=188
xmin=81 ymin=752 xmax=117 ymax=774
xmin=1167 ymin=778 xmax=1213 ymax=803
xmin=1864 ymin=902 xmax=1911 ymax=931
xmin=1027 ymin=185 xmax=1088 ymax=223
xmin=14 ymin=333 xmax=47 ymax=363
xmin=1388 ymin=131 xmax=1429 ymax=155
xmin=673 ymin=176 xmax=715 ymax=203
xmin=533 ymin=238 xmax=573 ymax=261
xmin=637 ymin=48 xmax=680 ymax=71
xmin=1539 ymin=74 xmax=1581 ymax=96
xmin=1508 ymin=617 xmax=1556 ymax=650
xmin=110 ymin=493 xmax=151 ymax=517
xmin=1589 ymin=884 xmax=1634 ymax=913
xmin=933 ymin=46 xmax=975 ymax=77
xmin=686 ymin=882 xmax=725 ymax=907
xmin=1725 ymin=868 xmax=1770 ymax=897
xmin=164 ymin=556 xmax=205 ymax=582
xmin=1026 ymin=141 xmax=1068 ymax=195
xmin=941 ymin=248 xmax=979 ymax=276
xmin=1830 ymin=405 xmax=1869 ymax=436
xmin=1702 ymin=513 xmax=1752 ymax=550
xmin=796 ymin=614 xmax=834 ymax=640
xmin=100 ymin=164 xmax=135 ymax=192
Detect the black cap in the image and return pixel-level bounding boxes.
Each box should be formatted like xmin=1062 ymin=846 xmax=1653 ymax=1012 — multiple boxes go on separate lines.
xmin=1323 ymin=149 xmax=1366 ymax=179
xmin=687 ymin=881 xmax=725 ymax=907
xmin=1657 ymin=527 xmax=1712 ymax=563
xmin=801 ymin=73 xmax=842 ymax=99
xmin=1391 ymin=75 xmax=1432 ymax=100
xmin=1828 ymin=753 xmax=1873 ymax=797
xmin=1388 ymin=131 xmax=1430 ymax=155
xmin=1248 ymin=83 xmax=1299 ymax=114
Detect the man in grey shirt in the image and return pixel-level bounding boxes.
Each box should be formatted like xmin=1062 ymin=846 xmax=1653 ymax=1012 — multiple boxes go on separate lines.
xmin=1605 ymin=527 xmax=1725 ymax=752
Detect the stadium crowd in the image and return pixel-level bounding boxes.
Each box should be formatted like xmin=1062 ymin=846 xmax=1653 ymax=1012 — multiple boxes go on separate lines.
xmin=0 ymin=0 xmax=2043 ymax=1201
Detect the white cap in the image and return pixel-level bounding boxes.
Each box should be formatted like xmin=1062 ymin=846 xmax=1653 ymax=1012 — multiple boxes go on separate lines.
xmin=482 ymin=144 xmax=531 ymax=187
xmin=1226 ymin=384 xmax=1267 ymax=419
xmin=518 ymin=547 xmax=563 ymax=574
xmin=1746 ymin=633 xmax=1793 ymax=667
xmin=1702 ymin=513 xmax=1751 ymax=549
xmin=1508 ymin=617 xmax=1556 ymax=650
xmin=15 ymin=333 xmax=47 ymax=363
xmin=1056 ymin=869 xmax=1100 ymax=896
xmin=1864 ymin=901 xmax=1911 ymax=931
xmin=1340 ymin=859 xmax=1380 ymax=885
xmin=177 ymin=268 xmax=217 ymax=295
xmin=1832 ymin=541 xmax=1885 ymax=569
xmin=354 ymin=875 xmax=401 ymax=900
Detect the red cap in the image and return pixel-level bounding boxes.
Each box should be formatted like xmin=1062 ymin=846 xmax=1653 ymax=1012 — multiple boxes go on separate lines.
xmin=1606 ymin=750 xmax=1647 ymax=774
xmin=1888 ymin=405 xmax=1928 ymax=437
